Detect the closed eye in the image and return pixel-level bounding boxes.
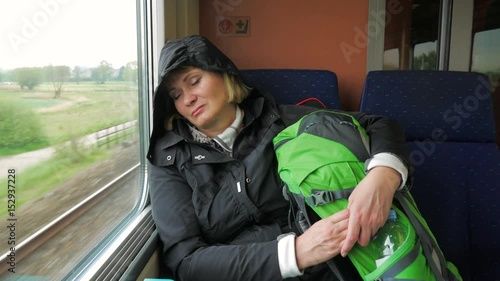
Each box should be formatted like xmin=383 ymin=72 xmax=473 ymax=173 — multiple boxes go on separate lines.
xmin=169 ymin=89 xmax=181 ymax=100
xmin=190 ymin=77 xmax=201 ymax=87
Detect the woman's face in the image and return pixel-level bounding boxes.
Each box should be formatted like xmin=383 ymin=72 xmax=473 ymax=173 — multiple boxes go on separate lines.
xmin=168 ymin=68 xmax=236 ymax=137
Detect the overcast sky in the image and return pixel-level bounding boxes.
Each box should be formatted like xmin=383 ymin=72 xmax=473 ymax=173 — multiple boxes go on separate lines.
xmin=0 ymin=0 xmax=137 ymax=70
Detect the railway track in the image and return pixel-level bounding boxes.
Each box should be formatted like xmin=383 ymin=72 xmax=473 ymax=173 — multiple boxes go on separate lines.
xmin=0 ymin=164 xmax=140 ymax=277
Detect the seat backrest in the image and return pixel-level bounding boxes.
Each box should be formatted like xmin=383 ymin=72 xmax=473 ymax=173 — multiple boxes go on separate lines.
xmin=360 ymin=70 xmax=500 ymax=281
xmin=240 ymin=69 xmax=341 ymax=109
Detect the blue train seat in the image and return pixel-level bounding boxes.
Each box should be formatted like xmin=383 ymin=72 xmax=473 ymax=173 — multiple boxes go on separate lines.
xmin=360 ymin=70 xmax=500 ymax=281
xmin=240 ymin=69 xmax=341 ymax=109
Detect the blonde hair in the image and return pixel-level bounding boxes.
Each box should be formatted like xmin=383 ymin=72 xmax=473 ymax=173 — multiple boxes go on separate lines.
xmin=222 ymin=72 xmax=251 ymax=103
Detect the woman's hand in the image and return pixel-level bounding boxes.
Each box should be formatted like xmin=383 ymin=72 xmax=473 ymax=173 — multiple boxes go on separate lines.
xmin=295 ymin=209 xmax=350 ymax=270
xmin=340 ymin=166 xmax=401 ymax=257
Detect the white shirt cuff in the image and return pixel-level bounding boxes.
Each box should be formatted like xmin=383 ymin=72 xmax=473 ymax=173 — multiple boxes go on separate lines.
xmin=277 ymin=233 xmax=304 ymax=278
xmin=365 ymin=152 xmax=408 ymax=190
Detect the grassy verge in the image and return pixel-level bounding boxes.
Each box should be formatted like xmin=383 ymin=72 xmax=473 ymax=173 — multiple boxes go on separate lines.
xmin=0 ymin=146 xmax=110 ymax=216
xmin=0 ymin=140 xmax=50 ymax=157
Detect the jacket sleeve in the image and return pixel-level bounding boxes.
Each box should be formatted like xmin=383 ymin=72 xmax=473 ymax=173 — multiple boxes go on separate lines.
xmin=148 ymin=161 xmax=283 ymax=281
xmin=349 ymin=112 xmax=412 ymax=188
xmin=350 ymin=112 xmax=409 ymax=160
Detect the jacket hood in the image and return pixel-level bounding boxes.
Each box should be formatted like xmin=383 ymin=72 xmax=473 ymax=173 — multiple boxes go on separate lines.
xmin=148 ymin=35 xmax=241 ymax=161
xmin=157 ymin=35 xmax=240 ymax=82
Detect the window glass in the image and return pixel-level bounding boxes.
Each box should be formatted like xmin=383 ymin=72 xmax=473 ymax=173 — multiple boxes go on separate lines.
xmin=471 ymin=0 xmax=500 ymax=145
xmin=383 ymin=48 xmax=400 ymax=70
xmin=383 ymin=0 xmax=439 ymax=70
xmin=471 ymin=29 xmax=500 ymax=86
xmin=0 ymin=0 xmax=143 ymax=278
xmin=413 ymin=41 xmax=437 ymax=70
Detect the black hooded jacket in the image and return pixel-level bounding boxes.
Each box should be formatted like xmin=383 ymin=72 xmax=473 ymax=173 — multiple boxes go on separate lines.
xmin=147 ymin=35 xmax=410 ymax=281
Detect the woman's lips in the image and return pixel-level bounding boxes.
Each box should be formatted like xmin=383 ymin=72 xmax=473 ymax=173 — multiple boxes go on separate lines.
xmin=192 ymin=105 xmax=205 ymax=117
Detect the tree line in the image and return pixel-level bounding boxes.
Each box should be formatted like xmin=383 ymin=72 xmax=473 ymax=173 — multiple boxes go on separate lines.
xmin=0 ymin=60 xmax=138 ymax=98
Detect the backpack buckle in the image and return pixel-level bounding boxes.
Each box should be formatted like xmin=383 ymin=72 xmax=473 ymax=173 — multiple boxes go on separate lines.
xmin=305 ymin=189 xmax=354 ymax=206
xmin=305 ymin=190 xmax=333 ymax=206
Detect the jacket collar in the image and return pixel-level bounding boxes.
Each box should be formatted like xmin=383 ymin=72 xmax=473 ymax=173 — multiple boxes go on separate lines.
xmin=240 ymin=89 xmax=280 ymax=128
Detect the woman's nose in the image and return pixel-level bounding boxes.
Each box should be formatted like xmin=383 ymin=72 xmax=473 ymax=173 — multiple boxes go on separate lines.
xmin=183 ymin=90 xmax=197 ymax=106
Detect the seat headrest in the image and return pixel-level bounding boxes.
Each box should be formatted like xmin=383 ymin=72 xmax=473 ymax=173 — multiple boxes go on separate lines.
xmin=361 ymin=70 xmax=496 ymax=142
xmin=240 ymin=69 xmax=340 ymax=109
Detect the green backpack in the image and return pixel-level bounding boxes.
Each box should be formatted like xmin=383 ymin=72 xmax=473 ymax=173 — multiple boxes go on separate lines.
xmin=273 ymin=110 xmax=462 ymax=281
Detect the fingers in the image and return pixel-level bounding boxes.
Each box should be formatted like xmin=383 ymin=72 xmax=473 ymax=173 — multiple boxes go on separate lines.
xmin=325 ymin=209 xmax=350 ymax=238
xmin=340 ymin=210 xmax=360 ymax=257
xmin=296 ymin=210 xmax=351 ymax=269
xmin=357 ymin=225 xmax=372 ymax=246
xmin=327 ymin=208 xmax=350 ymax=223
xmin=331 ymin=212 xmax=350 ymax=235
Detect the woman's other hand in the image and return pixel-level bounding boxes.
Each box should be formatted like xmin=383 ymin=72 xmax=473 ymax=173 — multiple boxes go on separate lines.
xmin=295 ymin=209 xmax=350 ymax=270
xmin=340 ymin=166 xmax=401 ymax=257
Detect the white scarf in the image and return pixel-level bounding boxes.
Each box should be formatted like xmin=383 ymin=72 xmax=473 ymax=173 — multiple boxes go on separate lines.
xmin=187 ymin=105 xmax=244 ymax=156
xmin=213 ymin=105 xmax=243 ymax=155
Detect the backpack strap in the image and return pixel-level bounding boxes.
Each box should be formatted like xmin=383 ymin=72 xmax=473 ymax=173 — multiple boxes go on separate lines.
xmin=378 ymin=238 xmax=422 ymax=279
xmin=285 ymin=186 xmax=348 ymax=281
xmin=394 ymin=192 xmax=458 ymax=281
xmin=305 ymin=188 xmax=354 ymax=206
xmin=290 ymin=191 xmax=313 ymax=227
xmin=374 ymin=278 xmax=421 ymax=281
xmin=325 ymin=259 xmax=348 ymax=281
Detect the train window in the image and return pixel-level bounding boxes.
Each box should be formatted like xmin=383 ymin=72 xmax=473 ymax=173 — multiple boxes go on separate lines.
xmin=413 ymin=41 xmax=437 ymax=70
xmin=471 ymin=0 xmax=500 ymax=88
xmin=471 ymin=0 xmax=500 ymax=145
xmin=472 ymin=28 xmax=500 ymax=85
xmin=383 ymin=48 xmax=400 ymax=70
xmin=382 ymin=0 xmax=440 ymax=70
xmin=0 ymin=0 xmax=148 ymax=279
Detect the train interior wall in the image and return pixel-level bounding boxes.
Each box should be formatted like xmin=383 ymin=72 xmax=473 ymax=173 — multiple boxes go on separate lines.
xmin=200 ymin=0 xmax=369 ymax=111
